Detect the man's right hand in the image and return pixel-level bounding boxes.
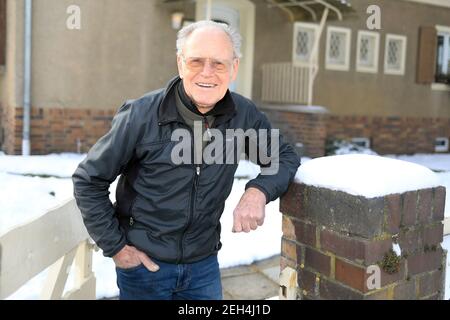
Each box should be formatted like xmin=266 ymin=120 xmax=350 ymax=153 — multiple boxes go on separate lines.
xmin=113 ymin=245 xmax=160 ymax=272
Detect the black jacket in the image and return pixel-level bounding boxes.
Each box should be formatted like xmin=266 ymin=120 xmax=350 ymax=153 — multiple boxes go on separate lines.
xmin=72 ymin=76 xmax=300 ymax=263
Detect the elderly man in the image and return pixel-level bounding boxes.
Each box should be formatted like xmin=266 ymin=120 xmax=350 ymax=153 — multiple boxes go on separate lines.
xmin=72 ymin=20 xmax=300 ymax=300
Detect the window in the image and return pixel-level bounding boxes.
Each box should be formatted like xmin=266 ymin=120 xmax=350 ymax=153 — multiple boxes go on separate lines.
xmin=384 ymin=34 xmax=407 ymax=75
xmin=435 ymin=137 xmax=449 ymax=152
xmin=326 ymin=26 xmax=351 ymax=71
xmin=435 ymin=26 xmax=450 ymax=85
xmin=356 ymin=31 xmax=379 ymax=73
xmin=351 ymin=137 xmax=371 ymax=149
xmin=292 ymin=22 xmax=319 ymax=67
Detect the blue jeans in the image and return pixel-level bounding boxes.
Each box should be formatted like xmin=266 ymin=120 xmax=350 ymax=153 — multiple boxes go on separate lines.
xmin=116 ymin=254 xmax=223 ymax=300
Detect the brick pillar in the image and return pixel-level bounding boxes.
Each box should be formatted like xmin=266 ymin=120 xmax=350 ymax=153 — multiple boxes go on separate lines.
xmin=280 ymin=183 xmax=446 ymax=300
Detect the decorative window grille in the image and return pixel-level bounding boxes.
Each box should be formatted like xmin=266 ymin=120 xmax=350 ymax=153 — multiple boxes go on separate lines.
xmin=326 ymin=26 xmax=351 ymax=71
xmin=293 ymin=22 xmax=319 ymax=66
xmin=384 ymin=34 xmax=407 ymax=75
xmin=356 ymin=31 xmax=379 ymax=73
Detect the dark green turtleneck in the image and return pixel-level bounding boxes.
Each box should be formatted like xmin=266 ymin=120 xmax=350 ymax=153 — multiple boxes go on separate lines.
xmin=175 ymin=81 xmax=215 ymax=165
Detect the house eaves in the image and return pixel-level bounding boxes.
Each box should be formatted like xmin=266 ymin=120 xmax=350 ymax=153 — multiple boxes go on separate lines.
xmin=399 ymin=0 xmax=450 ymax=9
xmin=267 ymin=0 xmax=357 ymax=22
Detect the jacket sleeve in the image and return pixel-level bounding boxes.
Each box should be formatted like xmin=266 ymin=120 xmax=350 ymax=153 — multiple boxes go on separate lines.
xmin=72 ymin=101 xmax=139 ymax=257
xmin=244 ymin=108 xmax=301 ymax=203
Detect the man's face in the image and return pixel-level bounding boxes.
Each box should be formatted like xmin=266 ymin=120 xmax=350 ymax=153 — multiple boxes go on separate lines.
xmin=177 ymin=27 xmax=239 ymax=113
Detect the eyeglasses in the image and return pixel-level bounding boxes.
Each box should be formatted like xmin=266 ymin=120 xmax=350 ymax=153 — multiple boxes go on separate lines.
xmin=181 ymin=55 xmax=234 ymax=74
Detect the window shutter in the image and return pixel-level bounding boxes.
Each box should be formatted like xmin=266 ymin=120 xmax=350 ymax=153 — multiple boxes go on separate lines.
xmin=416 ymin=26 xmax=437 ymax=84
xmin=0 ymin=0 xmax=5 ymax=66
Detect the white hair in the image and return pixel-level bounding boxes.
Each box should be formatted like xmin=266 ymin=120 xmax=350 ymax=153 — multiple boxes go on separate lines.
xmin=176 ymin=20 xmax=242 ymax=59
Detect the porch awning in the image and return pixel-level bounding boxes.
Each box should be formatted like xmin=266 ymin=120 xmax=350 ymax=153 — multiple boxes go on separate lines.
xmin=268 ymin=0 xmax=356 ymax=22
xmin=162 ymin=0 xmax=357 ymax=22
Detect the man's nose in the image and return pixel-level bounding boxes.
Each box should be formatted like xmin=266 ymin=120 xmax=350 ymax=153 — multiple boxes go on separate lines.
xmin=200 ymin=60 xmax=215 ymax=76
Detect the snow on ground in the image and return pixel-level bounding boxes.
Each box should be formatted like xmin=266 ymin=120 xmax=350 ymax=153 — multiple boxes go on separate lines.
xmin=0 ymin=156 xmax=281 ymax=299
xmin=387 ymin=153 xmax=450 ymax=172
xmin=295 ymin=154 xmax=441 ymax=198
xmin=1 ymin=152 xmax=449 ymax=299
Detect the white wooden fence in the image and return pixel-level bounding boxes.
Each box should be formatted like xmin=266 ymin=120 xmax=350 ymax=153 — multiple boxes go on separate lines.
xmin=0 ymin=199 xmax=96 ymax=300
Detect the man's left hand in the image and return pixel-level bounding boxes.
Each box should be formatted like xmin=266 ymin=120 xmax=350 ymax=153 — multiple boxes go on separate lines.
xmin=232 ymin=187 xmax=267 ymax=233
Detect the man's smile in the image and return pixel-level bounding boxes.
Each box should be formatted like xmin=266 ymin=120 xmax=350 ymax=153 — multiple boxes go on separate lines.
xmin=196 ymin=82 xmax=218 ymax=88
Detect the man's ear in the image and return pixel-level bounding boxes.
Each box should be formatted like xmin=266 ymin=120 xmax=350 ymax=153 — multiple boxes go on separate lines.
xmin=230 ymin=59 xmax=240 ymax=82
xmin=177 ymin=55 xmax=184 ymax=79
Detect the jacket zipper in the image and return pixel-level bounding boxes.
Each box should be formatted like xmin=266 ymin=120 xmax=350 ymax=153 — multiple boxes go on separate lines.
xmin=177 ymin=123 xmax=201 ymax=263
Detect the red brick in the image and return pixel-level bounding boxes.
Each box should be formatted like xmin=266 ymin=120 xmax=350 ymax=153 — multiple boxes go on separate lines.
xmin=432 ymin=187 xmax=446 ymax=222
xmin=402 ymin=191 xmax=418 ymax=227
xmin=418 ymin=271 xmax=443 ymax=298
xmin=364 ymin=288 xmax=390 ymax=300
xmin=393 ymin=279 xmax=416 ymax=299
xmin=422 ymin=223 xmax=444 ymax=248
xmin=298 ymin=268 xmax=316 ymax=296
xmin=398 ymin=228 xmax=421 ymax=255
xmin=380 ymin=260 xmax=406 ymax=287
xmin=321 ymin=229 xmax=391 ymax=264
xmin=319 ymin=278 xmax=364 ymax=300
xmin=417 ymin=189 xmax=433 ymax=223
xmin=294 ymin=220 xmax=316 ymax=247
xmin=386 ymin=193 xmax=402 ymax=234
xmin=335 ymin=259 xmax=367 ymax=292
xmin=408 ymin=249 xmax=443 ymax=276
xmin=365 ymin=240 xmax=394 ymax=265
xmin=280 ymin=183 xmax=305 ymax=218
xmin=281 ymin=238 xmax=297 ymax=263
xmin=421 ymin=293 xmax=439 ymax=300
xmin=304 ymin=247 xmax=330 ymax=276
xmin=321 ymin=229 xmax=364 ymax=261
xmin=282 ymin=215 xmax=296 ymax=241
xmin=280 ymin=256 xmax=297 ymax=272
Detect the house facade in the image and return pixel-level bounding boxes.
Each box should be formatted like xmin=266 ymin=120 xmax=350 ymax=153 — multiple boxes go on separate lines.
xmin=0 ymin=0 xmax=449 ymax=156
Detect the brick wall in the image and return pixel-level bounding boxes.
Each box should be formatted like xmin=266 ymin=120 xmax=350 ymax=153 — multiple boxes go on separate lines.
xmin=1 ymin=105 xmax=21 ymax=154
xmin=260 ymin=105 xmax=328 ymax=158
xmin=327 ymin=116 xmax=450 ymax=155
xmin=1 ymin=106 xmax=116 ymax=154
xmin=280 ymin=183 xmax=446 ymax=300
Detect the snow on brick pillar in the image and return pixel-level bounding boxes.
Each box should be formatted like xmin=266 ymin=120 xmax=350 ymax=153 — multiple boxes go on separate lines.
xmin=280 ymin=154 xmax=446 ymax=300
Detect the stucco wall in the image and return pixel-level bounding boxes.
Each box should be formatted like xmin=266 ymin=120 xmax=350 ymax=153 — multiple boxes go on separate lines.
xmin=251 ymin=0 xmax=450 ymax=119
xmin=0 ymin=0 xmax=22 ymax=109
xmin=252 ymin=0 xmax=292 ymax=105
xmin=11 ymin=0 xmax=189 ymax=110
xmin=313 ymin=0 xmax=450 ymax=118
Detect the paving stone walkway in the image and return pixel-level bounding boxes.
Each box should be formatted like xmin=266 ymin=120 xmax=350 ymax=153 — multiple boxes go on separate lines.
xmin=221 ymin=254 xmax=280 ymax=300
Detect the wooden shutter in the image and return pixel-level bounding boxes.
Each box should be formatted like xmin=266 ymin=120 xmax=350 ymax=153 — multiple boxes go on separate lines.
xmin=416 ymin=26 xmax=437 ymax=84
xmin=0 ymin=0 xmax=5 ymax=66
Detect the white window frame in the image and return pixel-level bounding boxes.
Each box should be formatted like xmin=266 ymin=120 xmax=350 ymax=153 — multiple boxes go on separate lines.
xmin=356 ymin=31 xmax=380 ymax=73
xmin=384 ymin=34 xmax=407 ymax=75
xmin=292 ymin=22 xmax=320 ymax=67
xmin=435 ymin=137 xmax=449 ymax=152
xmin=433 ymin=25 xmax=450 ymax=90
xmin=351 ymin=137 xmax=371 ymax=149
xmin=325 ymin=26 xmax=352 ymax=71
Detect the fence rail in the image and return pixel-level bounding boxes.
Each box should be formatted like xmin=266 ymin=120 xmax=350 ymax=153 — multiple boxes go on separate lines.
xmin=261 ymin=62 xmax=311 ymax=105
xmin=0 ymin=199 xmax=96 ymax=300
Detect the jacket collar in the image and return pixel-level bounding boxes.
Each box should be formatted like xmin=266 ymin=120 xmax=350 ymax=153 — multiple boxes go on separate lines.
xmin=157 ymin=76 xmax=237 ymax=128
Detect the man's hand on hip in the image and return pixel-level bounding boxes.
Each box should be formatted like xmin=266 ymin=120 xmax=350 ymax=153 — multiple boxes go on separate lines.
xmin=113 ymin=245 xmax=160 ymax=272
xmin=232 ymin=187 xmax=267 ymax=233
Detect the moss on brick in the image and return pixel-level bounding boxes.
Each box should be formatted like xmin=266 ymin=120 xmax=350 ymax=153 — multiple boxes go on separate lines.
xmin=379 ymin=249 xmax=401 ymax=274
